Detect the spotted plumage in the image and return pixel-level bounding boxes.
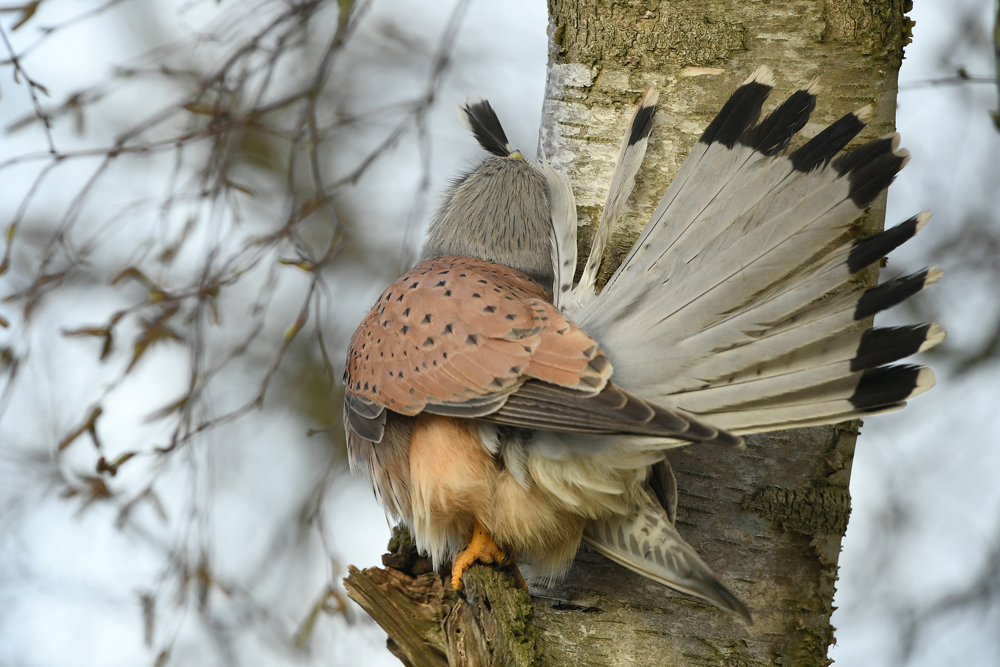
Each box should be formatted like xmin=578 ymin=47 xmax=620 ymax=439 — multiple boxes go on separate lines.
xmin=345 ymin=256 xmax=605 ymax=414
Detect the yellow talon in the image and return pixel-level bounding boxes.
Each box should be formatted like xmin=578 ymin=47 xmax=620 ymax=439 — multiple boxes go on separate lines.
xmin=451 ymin=520 xmax=528 ymax=592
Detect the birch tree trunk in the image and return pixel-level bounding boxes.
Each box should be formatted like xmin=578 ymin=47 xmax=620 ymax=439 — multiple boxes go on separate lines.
xmin=346 ymin=1 xmax=913 ymax=664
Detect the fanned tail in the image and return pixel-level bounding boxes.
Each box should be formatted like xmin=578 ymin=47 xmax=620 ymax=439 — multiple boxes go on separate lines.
xmin=570 ymin=68 xmax=942 ymax=435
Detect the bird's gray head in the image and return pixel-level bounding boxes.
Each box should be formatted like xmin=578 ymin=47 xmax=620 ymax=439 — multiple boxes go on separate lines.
xmin=421 ymin=100 xmax=553 ymax=291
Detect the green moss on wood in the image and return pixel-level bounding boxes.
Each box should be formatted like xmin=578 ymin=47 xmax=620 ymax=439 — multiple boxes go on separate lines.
xmin=464 ymin=565 xmax=546 ymax=666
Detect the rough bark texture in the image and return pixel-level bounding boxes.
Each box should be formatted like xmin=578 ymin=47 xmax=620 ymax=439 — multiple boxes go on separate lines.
xmin=346 ymin=527 xmax=544 ymax=667
xmin=347 ymin=1 xmax=911 ymax=664
xmin=534 ymin=1 xmax=908 ymax=664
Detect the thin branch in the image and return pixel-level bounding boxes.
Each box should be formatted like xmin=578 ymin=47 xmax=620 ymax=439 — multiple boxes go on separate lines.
xmin=899 ymin=74 xmax=996 ymax=90
xmin=0 ymin=22 xmax=56 ymax=153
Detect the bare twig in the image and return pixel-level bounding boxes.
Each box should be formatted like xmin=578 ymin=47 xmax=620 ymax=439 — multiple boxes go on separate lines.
xmin=0 ymin=0 xmax=473 ymax=661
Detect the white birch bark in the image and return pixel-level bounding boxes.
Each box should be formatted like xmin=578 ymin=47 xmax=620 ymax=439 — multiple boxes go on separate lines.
xmin=531 ymin=1 xmax=910 ymax=664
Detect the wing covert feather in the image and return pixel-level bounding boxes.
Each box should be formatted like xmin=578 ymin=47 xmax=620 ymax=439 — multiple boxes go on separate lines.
xmin=344 ymin=257 xmax=612 ymax=419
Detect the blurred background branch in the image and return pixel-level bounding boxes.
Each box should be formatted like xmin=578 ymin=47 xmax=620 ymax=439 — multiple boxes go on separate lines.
xmin=0 ymin=0 xmax=490 ymax=664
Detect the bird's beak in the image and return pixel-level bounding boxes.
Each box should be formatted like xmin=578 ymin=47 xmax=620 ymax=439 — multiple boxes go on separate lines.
xmin=507 ymin=150 xmax=524 ymax=161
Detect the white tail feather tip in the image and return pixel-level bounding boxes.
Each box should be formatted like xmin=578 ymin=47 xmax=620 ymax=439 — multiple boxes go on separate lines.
xmin=883 ymin=132 xmax=902 ymax=152
xmin=920 ymin=323 xmax=947 ymax=353
xmin=854 ymin=104 xmax=875 ymax=124
xmin=457 ymin=96 xmax=488 ymax=131
xmin=898 ymin=148 xmax=912 ymax=169
xmin=925 ymin=267 xmax=945 ymax=286
xmin=639 ymin=87 xmax=659 ymax=108
xmin=915 ymin=211 xmax=932 ymax=232
xmin=743 ymin=65 xmax=775 ymax=87
xmin=915 ymin=367 xmax=936 ymax=395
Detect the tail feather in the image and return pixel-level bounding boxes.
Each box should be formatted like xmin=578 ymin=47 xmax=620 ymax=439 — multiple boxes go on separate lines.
xmin=613 ymin=135 xmax=908 ymax=340
xmin=694 ymin=322 xmax=944 ymax=389
xmin=674 ymin=359 xmax=913 ymax=414
xmin=721 ymin=402 xmax=908 ymax=434
xmin=700 ymin=366 xmax=934 ymax=434
xmin=458 ymin=97 xmax=515 ymax=157
xmin=537 ymin=155 xmax=578 ymax=308
xmin=689 ymin=261 xmax=942 ymax=370
xmin=790 ymin=105 xmax=871 ymax=172
xmin=575 ymin=88 xmax=659 ymax=299
xmin=601 ymin=67 xmax=783 ymax=294
xmin=563 ymin=70 xmax=939 ymax=436
xmin=583 ymin=486 xmax=752 ymax=622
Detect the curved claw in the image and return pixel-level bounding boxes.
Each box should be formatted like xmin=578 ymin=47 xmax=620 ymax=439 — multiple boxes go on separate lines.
xmin=503 ymin=560 xmax=529 ymax=591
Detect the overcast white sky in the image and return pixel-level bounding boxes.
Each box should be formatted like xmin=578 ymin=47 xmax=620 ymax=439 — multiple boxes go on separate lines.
xmin=1 ymin=1 xmax=998 ymax=666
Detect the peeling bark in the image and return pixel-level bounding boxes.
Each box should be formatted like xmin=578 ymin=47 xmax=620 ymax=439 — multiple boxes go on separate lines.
xmin=345 ymin=528 xmax=543 ymax=667
xmin=347 ymin=0 xmax=909 ymax=664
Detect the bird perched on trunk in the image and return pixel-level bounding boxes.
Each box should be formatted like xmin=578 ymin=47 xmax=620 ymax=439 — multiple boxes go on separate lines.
xmin=343 ymin=67 xmax=943 ymax=621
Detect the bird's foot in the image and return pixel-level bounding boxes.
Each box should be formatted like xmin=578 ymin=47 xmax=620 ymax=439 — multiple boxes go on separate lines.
xmin=451 ymin=520 xmax=528 ymax=592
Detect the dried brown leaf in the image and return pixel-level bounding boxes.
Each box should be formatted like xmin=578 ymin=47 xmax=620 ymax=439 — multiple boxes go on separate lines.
xmin=96 ymin=451 xmax=136 ymax=476
xmin=127 ymin=319 xmax=183 ymax=373
xmin=0 ymin=347 xmax=14 ymax=374
xmin=278 ymin=257 xmax=315 ymax=272
xmin=111 ymin=266 xmax=154 ymax=288
xmin=182 ymin=102 xmax=217 ymax=115
xmin=284 ymin=311 xmax=307 ymax=341
xmin=140 ymin=593 xmax=155 ymax=647
xmin=294 ymin=587 xmax=349 ymax=648
xmin=158 ymin=217 xmax=196 ymax=264
xmin=73 ymin=475 xmax=116 ymax=515
xmin=62 ymin=325 xmax=114 ymax=358
xmin=197 ymin=556 xmax=212 ymax=612
xmin=144 ymin=488 xmax=168 ymax=523
xmin=58 ymin=406 xmax=103 ymax=451
xmin=145 ymin=395 xmax=189 ymax=422
xmin=4 ymin=110 xmax=41 ymax=134
xmin=3 ymin=1 xmax=40 ymax=31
